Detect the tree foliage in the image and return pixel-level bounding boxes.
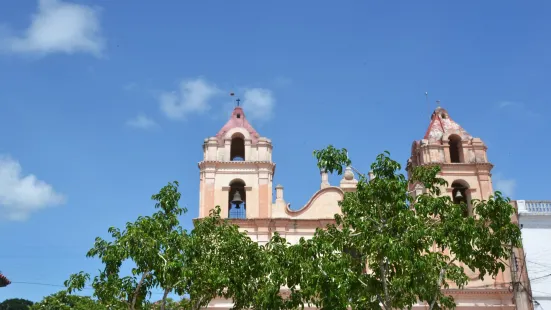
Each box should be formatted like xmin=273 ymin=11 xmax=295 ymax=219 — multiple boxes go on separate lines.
xmin=306 ymin=145 xmax=522 ymax=309
xmin=29 ymin=292 xmax=104 ymax=310
xmin=148 ymin=298 xmax=186 ymax=310
xmin=63 ymin=181 xmax=269 ymax=310
xmin=37 ymin=145 xmax=521 ymax=310
xmin=0 ymin=298 xmax=34 ymax=310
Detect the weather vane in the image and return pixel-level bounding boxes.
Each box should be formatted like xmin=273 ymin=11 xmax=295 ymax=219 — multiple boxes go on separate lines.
xmin=230 ymin=92 xmax=240 ymax=107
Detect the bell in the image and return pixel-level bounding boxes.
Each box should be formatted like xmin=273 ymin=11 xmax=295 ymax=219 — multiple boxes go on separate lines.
xmin=455 ymin=190 xmax=464 ymax=199
xmin=232 ymin=191 xmax=243 ymax=204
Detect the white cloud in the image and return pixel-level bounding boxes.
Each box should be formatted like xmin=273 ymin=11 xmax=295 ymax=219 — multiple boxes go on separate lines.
xmin=273 ymin=76 xmax=292 ymax=87
xmin=493 ymin=174 xmax=516 ymax=198
xmin=496 ymin=101 xmax=539 ymax=118
xmin=0 ymin=156 xmax=65 ymax=221
xmin=126 ymin=114 xmax=158 ymax=130
xmin=123 ymin=82 xmax=138 ymax=92
xmin=497 ymin=101 xmax=518 ymax=109
xmin=241 ymin=88 xmax=275 ymax=121
xmin=1 ymin=0 xmax=104 ymax=56
xmin=159 ymin=78 xmax=221 ymax=120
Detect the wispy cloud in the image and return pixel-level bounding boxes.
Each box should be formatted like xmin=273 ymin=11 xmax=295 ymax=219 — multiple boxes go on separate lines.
xmin=159 ymin=78 xmax=221 ymax=120
xmin=157 ymin=77 xmax=277 ymax=123
xmin=126 ymin=114 xmax=158 ymax=130
xmin=123 ymin=82 xmax=138 ymax=92
xmin=0 ymin=0 xmax=104 ymax=57
xmin=493 ymin=173 xmax=516 ymax=198
xmin=497 ymin=101 xmax=518 ymax=109
xmin=241 ymin=88 xmax=275 ymax=122
xmin=273 ymin=76 xmax=293 ymax=88
xmin=0 ymin=155 xmax=65 ymax=221
xmin=496 ymin=101 xmax=539 ymax=118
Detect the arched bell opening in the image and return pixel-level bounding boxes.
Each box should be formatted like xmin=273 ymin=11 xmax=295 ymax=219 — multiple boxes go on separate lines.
xmin=230 ymin=133 xmax=245 ymax=161
xmin=448 ymin=134 xmax=464 ymax=163
xmin=228 ymin=179 xmax=246 ymax=219
xmin=451 ymin=180 xmax=470 ymax=217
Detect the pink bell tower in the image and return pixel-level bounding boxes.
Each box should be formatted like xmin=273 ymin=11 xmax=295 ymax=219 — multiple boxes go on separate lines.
xmin=197 ymin=101 xmax=349 ymax=249
xmin=198 ymin=104 xmax=275 ymax=220
xmin=406 ymin=104 xmax=517 ymax=307
xmin=407 ymin=105 xmax=494 ymax=214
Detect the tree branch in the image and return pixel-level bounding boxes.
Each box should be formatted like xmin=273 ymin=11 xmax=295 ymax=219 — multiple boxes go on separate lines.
xmin=429 ymin=257 xmax=457 ymax=310
xmin=350 ymin=166 xmax=367 ymax=179
xmin=376 ymin=294 xmax=388 ymax=310
xmin=379 ymin=257 xmax=391 ymax=309
xmin=158 ymin=251 xmax=168 ymax=265
xmin=193 ymin=297 xmax=204 ymax=310
xmin=131 ymin=271 xmax=149 ymax=310
xmin=160 ymin=287 xmax=171 ymax=310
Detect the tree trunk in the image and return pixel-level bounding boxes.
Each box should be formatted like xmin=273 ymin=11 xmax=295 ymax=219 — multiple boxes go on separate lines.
xmin=131 ymin=271 xmax=150 ymax=310
xmin=160 ymin=288 xmax=170 ymax=310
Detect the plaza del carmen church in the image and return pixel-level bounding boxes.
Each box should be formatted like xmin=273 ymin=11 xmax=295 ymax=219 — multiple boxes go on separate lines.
xmin=196 ymin=102 xmax=532 ymax=309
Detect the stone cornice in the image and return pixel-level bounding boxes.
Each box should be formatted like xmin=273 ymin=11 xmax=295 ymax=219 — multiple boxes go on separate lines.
xmin=193 ymin=217 xmax=336 ymax=228
xmin=276 ymin=287 xmax=513 ymax=299
xmin=442 ymin=288 xmax=512 ymax=295
xmin=422 ymin=162 xmax=494 ymax=168
xmin=198 ymin=160 xmax=276 ymax=172
xmin=416 ymin=162 xmax=494 ymax=172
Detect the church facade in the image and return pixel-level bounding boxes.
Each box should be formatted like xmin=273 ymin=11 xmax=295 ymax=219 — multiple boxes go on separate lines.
xmin=197 ymin=105 xmax=531 ymax=309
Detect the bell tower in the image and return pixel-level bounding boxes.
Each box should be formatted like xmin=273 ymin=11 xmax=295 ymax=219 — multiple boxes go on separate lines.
xmin=198 ymin=105 xmax=275 ymax=220
xmin=407 ymin=105 xmax=494 ymax=213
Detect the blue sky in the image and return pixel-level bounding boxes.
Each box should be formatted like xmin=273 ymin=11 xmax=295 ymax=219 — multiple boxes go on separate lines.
xmin=0 ymin=0 xmax=550 ymax=302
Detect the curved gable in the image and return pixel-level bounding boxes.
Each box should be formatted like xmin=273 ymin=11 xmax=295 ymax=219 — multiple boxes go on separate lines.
xmin=284 ymin=187 xmax=343 ymax=219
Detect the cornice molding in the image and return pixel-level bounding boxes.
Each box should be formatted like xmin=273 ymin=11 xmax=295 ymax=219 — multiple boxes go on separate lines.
xmin=418 ymin=162 xmax=493 ymax=169
xmin=442 ymin=288 xmax=512 ymax=296
xmin=440 ymin=162 xmax=494 ymax=169
xmin=222 ymin=186 xmax=253 ymax=191
xmin=198 ymin=160 xmax=276 ymax=171
xmin=276 ymin=287 xmax=513 ymax=299
xmin=193 ymin=217 xmax=337 ymax=228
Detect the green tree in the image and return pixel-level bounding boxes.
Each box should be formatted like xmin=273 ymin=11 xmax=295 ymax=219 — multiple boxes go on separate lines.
xmin=65 ymin=181 xmax=268 ymax=310
xmin=248 ymin=233 xmax=311 ymax=310
xmin=148 ymin=298 xmax=184 ymax=310
xmin=0 ymin=298 xmax=34 ymax=310
xmin=182 ymin=206 xmax=268 ymax=309
xmin=66 ymin=181 xmax=188 ymax=310
xmin=298 ymin=145 xmax=522 ymax=309
xmin=30 ymin=292 xmax=104 ymax=310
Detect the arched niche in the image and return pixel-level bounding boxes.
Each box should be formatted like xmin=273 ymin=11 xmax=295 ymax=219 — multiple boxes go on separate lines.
xmin=230 ymin=132 xmax=246 ymax=161
xmin=451 ymin=180 xmax=471 ymax=217
xmin=448 ymin=134 xmax=464 ymax=163
xmin=228 ymin=179 xmax=246 ymax=219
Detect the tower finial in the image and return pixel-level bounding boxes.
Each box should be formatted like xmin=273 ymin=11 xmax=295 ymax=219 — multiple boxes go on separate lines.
xmin=230 ymin=92 xmax=241 ymax=107
xmin=436 ymin=100 xmax=441 ymax=108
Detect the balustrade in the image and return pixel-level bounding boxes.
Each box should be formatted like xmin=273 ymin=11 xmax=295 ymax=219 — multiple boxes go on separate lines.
xmin=523 ymin=200 xmax=551 ymax=213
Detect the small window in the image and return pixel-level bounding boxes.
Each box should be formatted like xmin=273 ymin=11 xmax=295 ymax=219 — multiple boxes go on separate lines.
xmin=236 ymin=113 xmax=241 ymax=118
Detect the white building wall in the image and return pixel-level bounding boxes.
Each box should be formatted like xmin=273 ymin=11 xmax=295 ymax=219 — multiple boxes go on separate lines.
xmin=518 ymin=200 xmax=551 ymax=310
